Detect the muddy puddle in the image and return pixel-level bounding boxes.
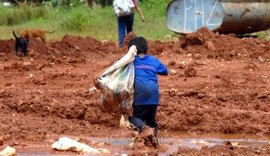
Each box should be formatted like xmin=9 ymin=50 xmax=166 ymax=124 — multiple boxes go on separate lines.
xmin=13 ymin=134 xmax=269 ymax=156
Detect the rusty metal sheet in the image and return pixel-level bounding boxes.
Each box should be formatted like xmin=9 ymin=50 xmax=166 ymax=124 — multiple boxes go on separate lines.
xmin=167 ymin=0 xmax=270 ymax=34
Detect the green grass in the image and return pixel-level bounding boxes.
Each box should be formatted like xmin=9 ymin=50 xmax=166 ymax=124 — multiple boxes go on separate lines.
xmin=0 ymin=5 xmax=48 ymax=26
xmin=256 ymin=31 xmax=270 ymax=41
xmin=1 ymin=1 xmax=268 ymax=42
xmin=0 ymin=1 xmax=173 ymax=42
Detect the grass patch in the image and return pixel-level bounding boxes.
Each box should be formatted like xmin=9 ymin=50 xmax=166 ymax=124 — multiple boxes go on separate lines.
xmin=59 ymin=6 xmax=91 ymax=32
xmin=0 ymin=1 xmax=173 ymax=42
xmin=0 ymin=5 xmax=49 ymax=26
xmin=256 ymin=31 xmax=270 ymax=41
xmin=1 ymin=1 xmax=269 ymax=42
xmin=0 ymin=0 xmax=269 ymax=42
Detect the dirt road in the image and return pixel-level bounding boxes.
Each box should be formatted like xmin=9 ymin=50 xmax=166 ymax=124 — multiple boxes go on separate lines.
xmin=0 ymin=29 xmax=269 ymax=155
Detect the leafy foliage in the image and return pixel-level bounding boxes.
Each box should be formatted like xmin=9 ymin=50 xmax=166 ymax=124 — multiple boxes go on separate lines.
xmin=59 ymin=6 xmax=92 ymax=31
xmin=2 ymin=0 xmax=113 ymax=7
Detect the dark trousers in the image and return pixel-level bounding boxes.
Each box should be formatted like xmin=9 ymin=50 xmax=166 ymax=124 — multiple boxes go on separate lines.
xmin=117 ymin=14 xmax=134 ymax=47
xmin=129 ymin=105 xmax=158 ymax=133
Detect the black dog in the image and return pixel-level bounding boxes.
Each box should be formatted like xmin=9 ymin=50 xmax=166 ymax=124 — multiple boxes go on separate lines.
xmin=13 ymin=30 xmax=29 ymax=56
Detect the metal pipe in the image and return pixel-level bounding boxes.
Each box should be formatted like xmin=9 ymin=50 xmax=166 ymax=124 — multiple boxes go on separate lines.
xmin=166 ymin=0 xmax=270 ymax=34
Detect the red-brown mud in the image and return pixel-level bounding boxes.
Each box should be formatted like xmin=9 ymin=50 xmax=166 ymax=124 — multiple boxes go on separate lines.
xmin=0 ymin=28 xmax=270 ymax=155
xmin=172 ymin=144 xmax=270 ymax=156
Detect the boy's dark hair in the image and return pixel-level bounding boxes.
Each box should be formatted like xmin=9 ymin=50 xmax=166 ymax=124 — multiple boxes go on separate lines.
xmin=128 ymin=37 xmax=148 ymax=54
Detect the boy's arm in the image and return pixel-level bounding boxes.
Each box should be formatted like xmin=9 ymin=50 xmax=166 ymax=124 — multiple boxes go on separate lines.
xmin=156 ymin=61 xmax=168 ymax=75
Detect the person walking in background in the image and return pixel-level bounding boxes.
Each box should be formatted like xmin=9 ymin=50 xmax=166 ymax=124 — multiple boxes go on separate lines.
xmin=113 ymin=0 xmax=144 ymax=48
xmin=127 ymin=37 xmax=168 ymax=147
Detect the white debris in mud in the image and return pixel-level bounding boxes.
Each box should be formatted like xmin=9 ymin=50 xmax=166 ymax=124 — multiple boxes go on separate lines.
xmin=29 ymin=73 xmax=34 ymax=78
xmin=170 ymin=69 xmax=177 ymax=75
xmin=89 ymin=87 xmax=97 ymax=92
xmin=190 ymin=140 xmax=216 ymax=149
xmin=52 ymin=137 xmax=110 ymax=154
xmin=23 ymin=62 xmax=32 ymax=66
xmin=0 ymin=146 xmax=16 ymax=156
xmin=120 ymin=114 xmax=132 ymax=129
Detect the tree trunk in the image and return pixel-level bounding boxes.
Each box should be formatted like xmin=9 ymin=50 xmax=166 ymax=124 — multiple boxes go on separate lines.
xmin=87 ymin=0 xmax=93 ymax=7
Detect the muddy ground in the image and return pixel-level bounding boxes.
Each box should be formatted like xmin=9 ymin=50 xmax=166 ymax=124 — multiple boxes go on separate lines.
xmin=0 ymin=28 xmax=270 ymax=155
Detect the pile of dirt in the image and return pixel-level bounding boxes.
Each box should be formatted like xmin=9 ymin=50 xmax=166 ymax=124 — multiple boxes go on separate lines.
xmin=49 ymin=35 xmax=118 ymax=55
xmin=147 ymin=28 xmax=270 ymax=62
xmin=178 ymin=28 xmax=270 ymax=61
xmin=123 ymin=31 xmax=137 ymax=47
xmin=0 ymin=35 xmax=120 ymax=59
xmin=0 ymin=39 xmax=15 ymax=55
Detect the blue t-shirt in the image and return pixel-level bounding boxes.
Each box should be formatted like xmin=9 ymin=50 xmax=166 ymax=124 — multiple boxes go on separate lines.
xmin=133 ymin=55 xmax=168 ymax=105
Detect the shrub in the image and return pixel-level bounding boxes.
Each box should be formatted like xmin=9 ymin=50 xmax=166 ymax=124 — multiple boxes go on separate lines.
xmin=59 ymin=6 xmax=91 ymax=32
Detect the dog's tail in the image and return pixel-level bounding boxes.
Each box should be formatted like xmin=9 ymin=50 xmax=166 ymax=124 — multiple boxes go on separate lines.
xmin=13 ymin=30 xmax=19 ymax=40
xmin=45 ymin=30 xmax=55 ymax=34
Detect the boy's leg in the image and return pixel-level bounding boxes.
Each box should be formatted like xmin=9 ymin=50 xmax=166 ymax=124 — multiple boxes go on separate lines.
xmin=130 ymin=105 xmax=158 ymax=147
xmin=145 ymin=105 xmax=158 ymax=134
xmin=145 ymin=105 xmax=159 ymax=147
xmin=129 ymin=105 xmax=146 ymax=131
xmin=117 ymin=16 xmax=126 ymax=48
